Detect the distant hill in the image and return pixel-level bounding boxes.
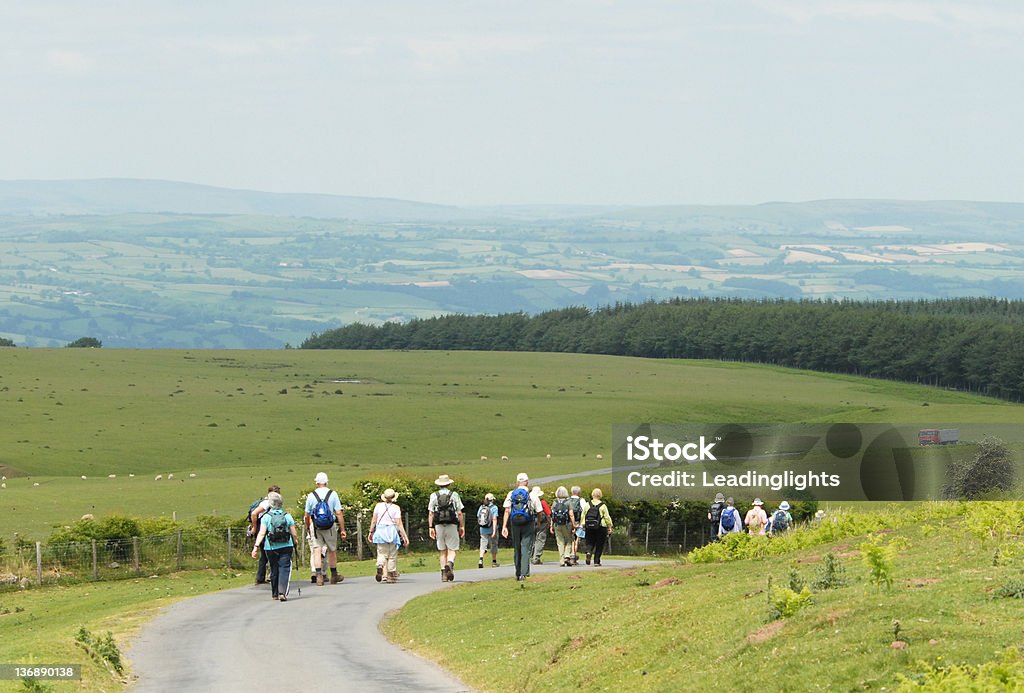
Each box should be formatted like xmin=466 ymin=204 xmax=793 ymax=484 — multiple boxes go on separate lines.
xmin=0 ymin=178 xmax=485 ymax=223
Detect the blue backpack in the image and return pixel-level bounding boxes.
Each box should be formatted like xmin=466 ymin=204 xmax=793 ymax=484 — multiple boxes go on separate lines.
xmin=311 ymin=489 xmax=336 ymax=530
xmin=509 ymin=487 xmax=534 ymax=527
xmin=720 ymin=507 xmax=736 ymax=532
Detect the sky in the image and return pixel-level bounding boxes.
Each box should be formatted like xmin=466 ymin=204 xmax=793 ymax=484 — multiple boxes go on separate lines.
xmin=1 ymin=0 xmax=1022 ymax=206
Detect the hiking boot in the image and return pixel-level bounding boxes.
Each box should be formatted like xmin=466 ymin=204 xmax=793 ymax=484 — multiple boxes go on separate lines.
xmin=492 ymin=560 xmax=499 ymax=567
xmin=310 ymin=574 xmax=317 ymax=584
xmin=446 ymin=561 xmax=455 ymax=581
xmin=330 ymin=573 xmax=342 ymax=584
xmin=278 ymin=595 xmax=287 ymax=602
xmin=478 ymin=558 xmax=484 ymax=569
xmin=255 ymin=580 xmax=267 ymax=585
xmin=585 ymin=553 xmax=591 ymax=565
xmin=388 ymin=571 xmax=399 ymax=582
xmin=532 ymin=558 xmax=542 ymax=565
xmin=316 ymin=573 xmax=324 ymax=586
xmin=375 ymin=565 xmax=384 ymax=582
xmin=271 ymin=593 xmax=279 ymax=600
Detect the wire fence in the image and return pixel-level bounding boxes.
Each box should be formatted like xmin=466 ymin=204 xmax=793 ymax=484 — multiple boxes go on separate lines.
xmin=0 ymin=515 xmax=714 ymax=589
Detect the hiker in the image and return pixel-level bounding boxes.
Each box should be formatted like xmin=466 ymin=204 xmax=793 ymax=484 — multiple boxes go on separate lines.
xmin=428 ymin=474 xmax=465 ymax=582
xmin=477 ymin=492 xmax=500 ymax=569
xmin=768 ymin=501 xmax=793 ymax=536
xmin=248 ymin=484 xmax=280 ymax=586
xmin=531 ymin=486 xmax=551 ymax=565
xmin=744 ymin=498 xmax=768 ymax=536
xmin=707 ymin=492 xmax=726 ymax=542
xmin=550 ymin=486 xmax=577 ymax=567
xmin=502 ymin=472 xmax=544 ymax=581
xmin=580 ymin=488 xmax=613 ymax=566
xmin=249 ymin=492 xmax=299 ymax=602
xmin=718 ymin=497 xmax=742 ymax=537
xmin=304 ymin=472 xmax=347 ymax=586
xmin=367 ymin=488 xmax=409 ymax=583
xmin=569 ymin=485 xmax=584 ymax=565
xmin=307 ymin=524 xmax=325 ymax=584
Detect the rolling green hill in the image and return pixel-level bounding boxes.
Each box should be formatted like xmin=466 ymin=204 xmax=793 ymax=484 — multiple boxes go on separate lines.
xmin=1 ymin=349 xmax=1022 ymax=538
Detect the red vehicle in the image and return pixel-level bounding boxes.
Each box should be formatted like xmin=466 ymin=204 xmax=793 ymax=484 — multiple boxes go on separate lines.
xmin=918 ymin=428 xmax=959 ymax=446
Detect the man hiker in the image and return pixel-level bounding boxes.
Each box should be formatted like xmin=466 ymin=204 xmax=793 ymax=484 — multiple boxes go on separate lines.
xmin=304 ymin=472 xmax=347 ymax=585
xmin=428 ymin=474 xmax=465 ymax=582
xmin=568 ymin=485 xmax=584 ymax=565
xmin=708 ymin=492 xmax=726 ymax=542
xmin=718 ymin=496 xmax=742 ymax=538
xmin=768 ymin=500 xmax=793 ymax=536
xmin=502 ymin=472 xmax=544 ymax=581
xmin=248 ymin=484 xmax=280 ymax=585
xmin=477 ymin=492 xmax=500 ymax=569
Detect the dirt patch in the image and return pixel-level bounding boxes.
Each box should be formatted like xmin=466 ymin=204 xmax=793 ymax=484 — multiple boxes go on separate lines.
xmin=653 ymin=577 xmax=682 ymax=589
xmin=837 ymin=550 xmax=861 ymax=560
xmin=906 ymin=578 xmax=942 ymax=588
xmin=824 ymin=609 xmax=852 ymax=627
xmin=623 ymin=570 xmax=636 ymax=576
xmin=567 ymin=575 xmax=582 ymax=581
xmin=568 ymin=637 xmax=584 ymax=650
xmin=747 ymin=621 xmax=784 ymax=644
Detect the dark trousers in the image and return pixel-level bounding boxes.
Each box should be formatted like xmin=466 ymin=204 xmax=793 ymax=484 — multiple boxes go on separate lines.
xmin=266 ymin=546 xmax=293 ymax=598
xmin=510 ymin=523 xmax=536 ymax=578
xmin=255 ymin=546 xmax=268 ymax=583
xmin=586 ymin=528 xmax=607 ymax=564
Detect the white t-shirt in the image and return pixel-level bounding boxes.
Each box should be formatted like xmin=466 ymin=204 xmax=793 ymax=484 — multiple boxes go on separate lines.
xmin=373 ymin=502 xmax=402 ymax=526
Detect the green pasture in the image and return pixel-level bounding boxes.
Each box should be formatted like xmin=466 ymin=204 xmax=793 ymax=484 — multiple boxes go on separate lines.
xmin=1 ymin=348 xmax=1022 ymax=539
xmin=385 ymin=505 xmax=1024 ymax=691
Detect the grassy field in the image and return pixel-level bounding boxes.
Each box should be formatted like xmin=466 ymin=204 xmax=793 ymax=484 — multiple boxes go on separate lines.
xmin=2 ymin=349 xmax=1023 ymax=539
xmin=384 ymin=504 xmax=1024 ymax=691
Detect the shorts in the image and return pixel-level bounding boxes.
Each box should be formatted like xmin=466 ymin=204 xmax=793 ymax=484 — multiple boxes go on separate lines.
xmin=480 ymin=533 xmax=498 ymax=552
xmin=309 ymin=523 xmax=339 ymax=552
xmin=434 ymin=524 xmax=460 ymax=551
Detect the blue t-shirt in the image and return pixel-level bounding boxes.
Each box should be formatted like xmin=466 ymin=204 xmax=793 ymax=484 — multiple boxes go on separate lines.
xmin=480 ymin=504 xmax=499 ymax=535
xmin=305 ymin=487 xmax=342 ymax=517
xmin=261 ymin=509 xmax=296 ymax=551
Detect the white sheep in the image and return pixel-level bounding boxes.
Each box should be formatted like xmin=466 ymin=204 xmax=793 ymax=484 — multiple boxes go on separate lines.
xmin=1 ymin=483 xmax=6 ymax=489
xmin=501 ymin=455 xmax=509 ymax=462
xmin=546 ymin=454 xmax=551 ymax=459
xmin=129 ymin=474 xmax=135 ymax=478
xmin=167 ymin=473 xmax=174 ymax=480
xmin=154 ymin=474 xmax=163 ymax=481
xmin=596 ymin=454 xmax=604 ymax=460
xmin=81 ymin=514 xmax=94 ymax=521
xmin=81 ymin=475 xmax=88 ymax=480
xmin=189 ymin=473 xmax=197 ymax=478
xmin=33 ymin=482 xmax=39 ymax=487
xmin=480 ymin=456 xmax=488 ymax=461
xmin=108 ymin=474 xmax=116 ymax=479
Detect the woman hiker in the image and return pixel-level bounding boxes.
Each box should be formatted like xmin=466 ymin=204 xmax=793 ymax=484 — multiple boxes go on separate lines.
xmin=367 ymin=488 xmax=410 ymax=582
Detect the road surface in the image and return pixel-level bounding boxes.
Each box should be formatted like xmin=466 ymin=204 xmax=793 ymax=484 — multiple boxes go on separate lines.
xmin=129 ymin=558 xmax=651 ymax=692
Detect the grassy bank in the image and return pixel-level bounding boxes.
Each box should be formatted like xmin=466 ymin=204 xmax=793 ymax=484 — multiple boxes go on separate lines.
xmin=383 ymin=503 xmax=1024 ymax=691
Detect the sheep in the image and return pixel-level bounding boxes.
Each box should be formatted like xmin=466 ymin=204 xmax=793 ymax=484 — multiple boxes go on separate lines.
xmin=129 ymin=474 xmax=135 ymax=478
xmin=81 ymin=475 xmax=88 ymax=480
xmin=154 ymin=474 xmax=163 ymax=481
xmin=81 ymin=514 xmax=94 ymax=521
xmin=501 ymin=455 xmax=509 ymax=462
xmin=546 ymin=454 xmax=551 ymax=459
xmin=189 ymin=473 xmax=197 ymax=478
xmin=596 ymin=454 xmax=604 ymax=460
xmin=108 ymin=474 xmax=116 ymax=479
xmin=33 ymin=482 xmax=39 ymax=487
xmin=480 ymin=456 xmax=488 ymax=461
xmin=167 ymin=473 xmax=174 ymax=480
xmin=1 ymin=483 xmax=5 ymax=489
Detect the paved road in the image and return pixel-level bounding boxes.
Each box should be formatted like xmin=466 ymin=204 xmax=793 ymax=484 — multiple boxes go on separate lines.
xmin=129 ymin=558 xmax=650 ymax=693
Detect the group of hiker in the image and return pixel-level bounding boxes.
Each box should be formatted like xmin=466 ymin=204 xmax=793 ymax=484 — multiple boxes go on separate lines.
xmin=707 ymin=492 xmax=794 ymax=539
xmin=247 ymin=471 xmax=616 ymax=598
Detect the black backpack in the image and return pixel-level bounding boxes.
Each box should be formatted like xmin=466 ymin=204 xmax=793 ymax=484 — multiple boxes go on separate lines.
xmin=709 ymin=501 xmax=725 ymax=525
xmin=584 ymin=502 xmax=603 ymax=530
xmin=434 ymin=489 xmax=458 ymax=525
xmin=551 ymin=499 xmax=571 ymax=526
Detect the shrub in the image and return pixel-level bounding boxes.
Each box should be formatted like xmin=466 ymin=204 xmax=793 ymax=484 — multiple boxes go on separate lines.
xmin=811 ymin=553 xmax=848 ymax=590
xmin=765 ymin=576 xmax=813 ymax=621
xmin=964 ymin=501 xmax=1024 ymax=541
xmin=943 ymin=437 xmax=1015 ymax=500
xmin=993 ymin=580 xmax=1024 ymax=600
xmin=860 ymin=536 xmax=896 ymax=589
xmin=898 ymin=648 xmax=1024 ymax=690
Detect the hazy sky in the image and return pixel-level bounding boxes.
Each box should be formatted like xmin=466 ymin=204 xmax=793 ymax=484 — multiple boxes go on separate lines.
xmin=2 ymin=1 xmax=1022 ymax=206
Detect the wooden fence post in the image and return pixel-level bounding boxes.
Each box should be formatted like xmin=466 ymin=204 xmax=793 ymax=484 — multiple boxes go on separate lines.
xmin=645 ymin=523 xmax=651 ymax=554
xmin=132 ymin=537 xmax=140 ymax=573
xmin=91 ymin=539 xmax=98 ymax=580
xmin=356 ymin=515 xmax=364 ymax=561
xmin=35 ymin=542 xmax=42 ymax=585
xmin=227 ymin=527 xmax=232 ymax=569
xmin=176 ymin=530 xmax=183 ymax=571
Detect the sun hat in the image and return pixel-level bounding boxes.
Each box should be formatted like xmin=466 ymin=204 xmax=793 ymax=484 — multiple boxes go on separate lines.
xmin=314 ymin=472 xmax=328 ymax=485
xmin=516 ymin=472 xmax=529 ymax=484
xmin=434 ymin=474 xmax=454 ymax=486
xmin=267 ymin=491 xmax=283 ymax=508
xmin=779 ymin=501 xmax=791 ymax=511
xmin=484 ymin=492 xmax=496 ymax=501
xmin=531 ymin=485 xmax=544 ymax=497
xmin=714 ymin=492 xmax=725 ymax=503
xmin=752 ymin=498 xmax=763 ymax=506
xmin=381 ymin=488 xmax=398 ymax=501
